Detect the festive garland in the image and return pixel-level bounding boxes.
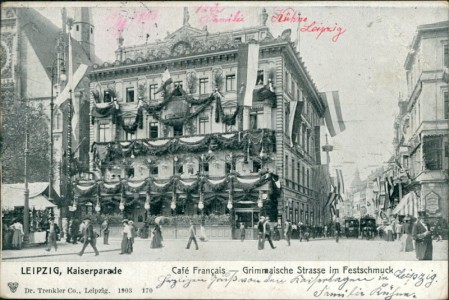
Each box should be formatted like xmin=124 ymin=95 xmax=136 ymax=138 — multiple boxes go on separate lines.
xmin=75 ymin=171 xmax=280 ymax=199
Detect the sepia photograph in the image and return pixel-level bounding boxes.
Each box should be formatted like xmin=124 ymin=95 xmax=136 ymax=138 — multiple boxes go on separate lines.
xmin=1 ymin=1 xmax=448 ymax=299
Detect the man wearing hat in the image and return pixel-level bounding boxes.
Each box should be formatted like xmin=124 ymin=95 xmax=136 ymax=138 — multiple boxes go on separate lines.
xmin=412 ymin=211 xmax=433 ymax=260
xmin=46 ymin=218 xmax=59 ymax=252
xmin=257 ymin=216 xmax=265 ymax=250
xmin=186 ymin=220 xmax=199 ymax=250
xmin=78 ymin=217 xmax=99 ymax=256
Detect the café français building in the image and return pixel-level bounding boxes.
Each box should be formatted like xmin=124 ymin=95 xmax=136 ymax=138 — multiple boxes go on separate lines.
xmin=74 ymin=8 xmax=328 ymax=231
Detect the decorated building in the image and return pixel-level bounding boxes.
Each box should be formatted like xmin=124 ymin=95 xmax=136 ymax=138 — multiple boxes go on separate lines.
xmin=391 ymin=21 xmax=449 ymax=223
xmin=75 ymin=8 xmax=328 ymax=232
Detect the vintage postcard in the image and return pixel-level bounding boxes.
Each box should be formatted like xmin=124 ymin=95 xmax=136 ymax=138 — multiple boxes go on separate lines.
xmin=1 ymin=1 xmax=448 ymax=299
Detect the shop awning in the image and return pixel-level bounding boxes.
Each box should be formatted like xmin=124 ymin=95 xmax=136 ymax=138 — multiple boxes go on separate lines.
xmin=1 ymin=182 xmax=57 ymax=211
xmin=392 ymin=191 xmax=418 ymax=217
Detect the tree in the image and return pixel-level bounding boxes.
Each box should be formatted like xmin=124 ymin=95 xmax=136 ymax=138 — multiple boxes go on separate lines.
xmin=1 ymin=100 xmax=50 ymax=183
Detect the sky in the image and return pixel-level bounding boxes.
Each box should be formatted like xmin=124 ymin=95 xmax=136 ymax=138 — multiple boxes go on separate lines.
xmin=31 ymin=1 xmax=448 ymax=188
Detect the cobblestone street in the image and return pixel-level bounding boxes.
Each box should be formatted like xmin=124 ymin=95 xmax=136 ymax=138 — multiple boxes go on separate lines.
xmin=3 ymin=237 xmax=447 ymax=262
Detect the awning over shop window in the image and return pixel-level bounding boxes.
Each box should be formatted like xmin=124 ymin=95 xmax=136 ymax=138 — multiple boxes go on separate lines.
xmin=1 ymin=182 xmax=58 ymax=211
xmin=392 ymin=191 xmax=418 ymax=217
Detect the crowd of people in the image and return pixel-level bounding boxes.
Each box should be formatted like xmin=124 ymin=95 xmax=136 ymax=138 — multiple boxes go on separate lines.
xmin=2 ymin=212 xmax=445 ymax=261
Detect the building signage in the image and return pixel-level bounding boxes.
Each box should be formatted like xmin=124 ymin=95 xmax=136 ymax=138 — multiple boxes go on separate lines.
xmin=425 ymin=192 xmax=439 ymax=214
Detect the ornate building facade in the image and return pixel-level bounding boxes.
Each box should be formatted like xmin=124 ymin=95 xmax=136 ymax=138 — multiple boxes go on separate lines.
xmin=75 ymin=8 xmax=328 ymax=232
xmin=392 ymin=21 xmax=449 ymax=223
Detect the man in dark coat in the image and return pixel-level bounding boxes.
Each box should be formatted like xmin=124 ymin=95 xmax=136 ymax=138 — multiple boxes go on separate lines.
xmin=284 ymin=219 xmax=292 ymax=246
xmin=101 ymin=218 xmax=110 ymax=245
xmin=78 ymin=217 xmax=99 ymax=256
xmin=186 ymin=221 xmax=199 ymax=250
xmin=412 ymin=211 xmax=433 ymax=260
xmin=257 ymin=216 xmax=265 ymax=250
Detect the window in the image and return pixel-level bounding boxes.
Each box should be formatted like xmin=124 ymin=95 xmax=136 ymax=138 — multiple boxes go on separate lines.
xmin=444 ymin=44 xmax=449 ymax=68
xmin=423 ymin=136 xmax=443 ymax=170
xmin=301 ymin=166 xmax=305 ymax=187
xmin=103 ymin=91 xmax=112 ymax=103
xmin=124 ymin=130 xmax=136 ymax=141
xmin=149 ymin=84 xmax=158 ymax=100
xmin=127 ymin=168 xmax=134 ymax=179
xmin=225 ymin=162 xmax=232 ymax=174
xmin=173 ymin=124 xmax=183 ymax=137
xmin=150 ymin=166 xmax=159 ymax=175
xmin=297 ymin=162 xmax=300 ymax=184
xmin=444 ymin=91 xmax=449 ymax=119
xmin=226 ymin=74 xmax=236 ymax=91
xmin=149 ymin=122 xmax=158 ymax=139
xmin=176 ymin=165 xmax=184 ymax=174
xmin=252 ymin=160 xmax=261 ymax=173
xmin=98 ymin=123 xmax=110 ymax=142
xmin=126 ymin=87 xmax=135 ymax=103
xmin=225 ymin=123 xmax=235 ymax=133
xmin=199 ymin=78 xmax=209 ymax=94
xmin=291 ymin=159 xmax=295 ymax=181
xmin=306 ymin=169 xmax=309 ymax=188
xmin=55 ymin=111 xmax=62 ymax=130
xmin=199 ymin=117 xmax=209 ymax=134
xmin=201 ymin=162 xmax=209 ymax=173
xmin=256 ymin=70 xmax=264 ymax=85
xmin=249 ymin=110 xmax=263 ymax=130
xmin=174 ymin=81 xmax=183 ymax=89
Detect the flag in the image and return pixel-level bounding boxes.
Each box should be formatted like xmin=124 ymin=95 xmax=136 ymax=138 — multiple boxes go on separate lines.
xmin=336 ymin=169 xmax=345 ymax=195
xmin=154 ymin=68 xmax=173 ymax=94
xmin=289 ymin=100 xmax=304 ymax=146
xmin=54 ymin=64 xmax=88 ymax=107
xmin=237 ymin=42 xmax=260 ymax=107
xmin=320 ymin=91 xmax=345 ymax=137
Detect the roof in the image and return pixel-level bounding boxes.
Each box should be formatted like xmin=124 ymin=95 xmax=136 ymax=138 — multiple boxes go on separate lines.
xmin=16 ymin=8 xmax=91 ymax=79
xmin=404 ymin=21 xmax=449 ymax=70
xmin=1 ymin=182 xmax=57 ymax=210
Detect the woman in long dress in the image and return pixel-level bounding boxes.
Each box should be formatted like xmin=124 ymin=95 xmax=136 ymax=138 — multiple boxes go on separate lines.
xmin=10 ymin=220 xmax=24 ymax=250
xmin=402 ymin=217 xmax=414 ymax=252
xmin=119 ymin=220 xmax=131 ymax=254
xmin=150 ymin=224 xmax=163 ymax=248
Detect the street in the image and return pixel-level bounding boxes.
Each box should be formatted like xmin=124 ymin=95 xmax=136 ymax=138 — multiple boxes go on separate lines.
xmin=3 ymin=237 xmax=447 ymax=262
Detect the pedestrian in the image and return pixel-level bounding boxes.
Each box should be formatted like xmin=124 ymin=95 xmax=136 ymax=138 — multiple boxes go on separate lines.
xmin=101 ymin=218 xmax=110 ymax=245
xmin=263 ymin=217 xmax=276 ymax=249
xmin=46 ymin=218 xmax=59 ymax=252
xmin=239 ymin=223 xmax=246 ymax=242
xmin=257 ymin=216 xmax=265 ymax=250
xmin=120 ymin=219 xmax=131 ymax=254
xmin=10 ymin=219 xmax=24 ymax=250
xmin=335 ymin=220 xmax=341 ymax=243
xmin=412 ymin=212 xmax=433 ymax=260
xmin=186 ymin=220 xmax=199 ymax=250
xmin=71 ymin=218 xmax=80 ymax=244
xmin=284 ymin=219 xmax=292 ymax=246
xmin=150 ymin=223 xmax=163 ymax=248
xmin=78 ymin=217 xmax=99 ymax=256
xmin=127 ymin=220 xmax=137 ymax=253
